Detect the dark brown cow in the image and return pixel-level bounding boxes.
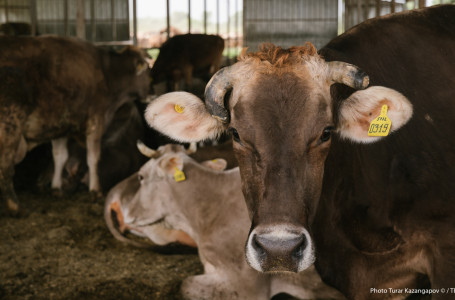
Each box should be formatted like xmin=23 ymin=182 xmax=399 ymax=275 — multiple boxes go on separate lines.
xmin=150 ymin=33 xmax=224 ymax=92
xmin=0 ymin=22 xmax=33 ymax=36
xmin=0 ymin=36 xmax=149 ymax=214
xmin=145 ymin=5 xmax=455 ymax=300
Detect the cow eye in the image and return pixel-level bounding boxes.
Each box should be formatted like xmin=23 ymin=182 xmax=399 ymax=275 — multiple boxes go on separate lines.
xmin=229 ymin=128 xmax=241 ymax=143
xmin=320 ymin=126 xmax=334 ymax=142
xmin=138 ymin=174 xmax=144 ymax=182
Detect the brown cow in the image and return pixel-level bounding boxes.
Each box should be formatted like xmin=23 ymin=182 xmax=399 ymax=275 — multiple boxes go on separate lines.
xmin=150 ymin=33 xmax=224 ymax=92
xmin=145 ymin=5 xmax=455 ymax=300
xmin=0 ymin=36 xmax=149 ymax=214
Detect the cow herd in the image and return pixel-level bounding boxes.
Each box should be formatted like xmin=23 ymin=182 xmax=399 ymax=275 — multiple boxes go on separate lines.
xmin=1 ymin=4 xmax=455 ymax=300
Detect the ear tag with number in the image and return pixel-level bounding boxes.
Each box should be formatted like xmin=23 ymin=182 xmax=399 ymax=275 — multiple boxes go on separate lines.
xmin=368 ymin=105 xmax=392 ymax=137
xmin=174 ymin=167 xmax=186 ymax=182
xmin=174 ymin=104 xmax=184 ymax=114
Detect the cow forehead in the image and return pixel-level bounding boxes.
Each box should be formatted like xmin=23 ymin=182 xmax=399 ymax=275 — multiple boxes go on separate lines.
xmin=230 ymin=71 xmax=332 ymax=137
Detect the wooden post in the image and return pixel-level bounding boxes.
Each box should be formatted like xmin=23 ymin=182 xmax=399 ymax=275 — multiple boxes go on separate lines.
xmin=30 ymin=0 xmax=38 ymax=36
xmin=419 ymin=0 xmax=425 ymax=8
xmin=64 ymin=0 xmax=69 ymax=36
xmin=364 ymin=0 xmax=370 ymax=21
xmin=391 ymin=0 xmax=395 ymax=13
xmin=111 ymin=0 xmax=117 ymax=41
xmin=216 ymin=0 xmax=220 ymax=35
xmin=375 ymin=0 xmax=380 ymax=17
xmin=227 ymin=0 xmax=230 ymax=63
xmin=357 ymin=0 xmax=362 ymax=24
xmin=91 ymin=0 xmax=96 ymax=42
xmin=133 ymin=0 xmax=137 ymax=45
xmin=166 ymin=0 xmax=170 ymax=39
xmin=76 ymin=0 xmax=86 ymax=39
xmin=203 ymin=0 xmax=207 ymax=34
xmin=188 ymin=0 xmax=191 ymax=33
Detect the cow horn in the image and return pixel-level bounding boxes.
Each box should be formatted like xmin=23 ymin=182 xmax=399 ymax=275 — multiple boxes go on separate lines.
xmin=136 ymin=140 xmax=159 ymax=158
xmin=327 ymin=61 xmax=370 ymax=90
xmin=187 ymin=142 xmax=197 ymax=154
xmin=204 ymin=66 xmax=233 ymax=123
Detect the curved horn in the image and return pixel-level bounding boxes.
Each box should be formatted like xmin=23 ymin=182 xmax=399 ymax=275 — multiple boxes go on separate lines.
xmin=136 ymin=140 xmax=159 ymax=158
xmin=327 ymin=61 xmax=370 ymax=90
xmin=204 ymin=66 xmax=233 ymax=123
xmin=186 ymin=142 xmax=197 ymax=155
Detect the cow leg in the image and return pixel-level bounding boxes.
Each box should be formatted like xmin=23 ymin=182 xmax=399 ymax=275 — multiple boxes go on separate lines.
xmin=431 ymin=252 xmax=455 ymax=299
xmin=51 ymin=137 xmax=69 ymax=192
xmin=0 ymin=168 xmax=19 ymax=214
xmin=0 ymin=129 xmax=26 ymax=215
xmin=86 ymin=118 xmax=102 ymax=197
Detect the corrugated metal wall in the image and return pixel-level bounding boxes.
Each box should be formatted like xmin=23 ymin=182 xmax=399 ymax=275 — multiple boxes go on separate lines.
xmin=344 ymin=0 xmax=406 ymax=30
xmin=243 ymin=0 xmax=338 ymax=50
xmin=0 ymin=0 xmax=129 ymax=43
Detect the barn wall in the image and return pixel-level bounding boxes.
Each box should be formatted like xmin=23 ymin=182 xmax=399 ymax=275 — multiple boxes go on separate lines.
xmin=243 ymin=0 xmax=338 ymax=50
xmin=344 ymin=0 xmax=406 ymax=31
xmin=0 ymin=0 xmax=130 ymax=43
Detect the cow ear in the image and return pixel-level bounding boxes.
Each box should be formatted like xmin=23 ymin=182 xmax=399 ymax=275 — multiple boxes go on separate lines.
xmin=159 ymin=154 xmax=184 ymax=176
xmin=201 ymin=158 xmax=228 ymax=171
xmin=145 ymin=92 xmax=227 ymax=143
xmin=337 ymin=86 xmax=413 ymax=143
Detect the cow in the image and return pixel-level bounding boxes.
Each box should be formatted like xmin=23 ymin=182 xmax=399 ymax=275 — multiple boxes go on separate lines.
xmin=0 ymin=22 xmax=34 ymax=36
xmin=0 ymin=35 xmax=150 ymax=214
xmin=105 ymin=143 xmax=345 ymax=300
xmin=31 ymin=101 xmax=149 ymax=194
xmin=150 ymin=33 xmax=224 ymax=93
xmin=144 ymin=5 xmax=455 ymax=300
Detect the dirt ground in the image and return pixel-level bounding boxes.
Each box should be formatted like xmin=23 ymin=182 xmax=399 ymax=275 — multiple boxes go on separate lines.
xmin=0 ymin=190 xmax=203 ymax=300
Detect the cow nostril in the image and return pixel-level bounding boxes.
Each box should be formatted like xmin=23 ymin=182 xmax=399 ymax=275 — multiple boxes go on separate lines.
xmin=111 ymin=209 xmax=120 ymax=228
xmin=292 ymin=235 xmax=307 ymax=259
xmin=252 ymin=234 xmax=266 ymax=258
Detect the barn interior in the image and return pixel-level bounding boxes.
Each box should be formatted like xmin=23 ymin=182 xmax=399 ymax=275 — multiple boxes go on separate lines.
xmin=0 ymin=0 xmax=454 ymax=299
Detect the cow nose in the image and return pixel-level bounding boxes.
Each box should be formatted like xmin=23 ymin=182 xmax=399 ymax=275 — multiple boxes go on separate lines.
xmin=246 ymin=225 xmax=315 ymax=273
xmin=110 ymin=201 xmax=128 ymax=234
xmin=253 ymin=233 xmax=306 ymax=259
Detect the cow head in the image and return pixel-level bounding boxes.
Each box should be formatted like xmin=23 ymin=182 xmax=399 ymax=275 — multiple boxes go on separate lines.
xmin=144 ymin=43 xmax=413 ymax=273
xmin=111 ymin=142 xmax=227 ymax=249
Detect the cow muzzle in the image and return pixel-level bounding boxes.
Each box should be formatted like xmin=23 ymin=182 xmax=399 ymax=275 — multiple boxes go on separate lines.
xmin=245 ymin=224 xmax=315 ymax=273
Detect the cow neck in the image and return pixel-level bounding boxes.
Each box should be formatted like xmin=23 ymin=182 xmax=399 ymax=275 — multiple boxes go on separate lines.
xmin=180 ymin=161 xmax=245 ymax=240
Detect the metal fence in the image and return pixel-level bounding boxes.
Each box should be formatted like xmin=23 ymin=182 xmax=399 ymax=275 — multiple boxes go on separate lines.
xmin=0 ymin=0 xmax=129 ymax=44
xmin=243 ymin=0 xmax=338 ymax=50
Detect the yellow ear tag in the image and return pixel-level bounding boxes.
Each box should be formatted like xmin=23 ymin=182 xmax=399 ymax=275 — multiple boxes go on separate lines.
xmin=368 ymin=105 xmax=392 ymax=137
xmin=174 ymin=167 xmax=186 ymax=182
xmin=174 ymin=104 xmax=184 ymax=114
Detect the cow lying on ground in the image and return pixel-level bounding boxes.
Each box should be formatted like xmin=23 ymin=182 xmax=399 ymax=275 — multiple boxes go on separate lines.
xmin=105 ymin=143 xmax=344 ymax=300
xmin=151 ymin=34 xmax=224 ymax=92
xmin=145 ymin=5 xmax=455 ymax=300
xmin=0 ymin=36 xmax=149 ymax=214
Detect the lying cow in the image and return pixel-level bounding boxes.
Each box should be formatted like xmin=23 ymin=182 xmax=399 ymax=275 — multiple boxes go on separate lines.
xmin=0 ymin=36 xmax=149 ymax=214
xmin=151 ymin=33 xmax=224 ymax=92
xmin=145 ymin=5 xmax=455 ymax=300
xmin=105 ymin=143 xmax=344 ymax=300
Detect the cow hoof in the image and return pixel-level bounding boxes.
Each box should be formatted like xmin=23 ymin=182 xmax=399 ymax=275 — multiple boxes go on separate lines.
xmin=89 ymin=191 xmax=103 ymax=202
xmin=6 ymin=199 xmax=20 ymax=217
xmin=51 ymin=188 xmax=63 ymax=197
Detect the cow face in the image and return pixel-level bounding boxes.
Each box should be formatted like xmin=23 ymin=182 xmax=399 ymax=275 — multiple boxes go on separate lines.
xmin=145 ymin=44 xmax=413 ymax=273
xmin=112 ymin=143 xmax=227 ymax=248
